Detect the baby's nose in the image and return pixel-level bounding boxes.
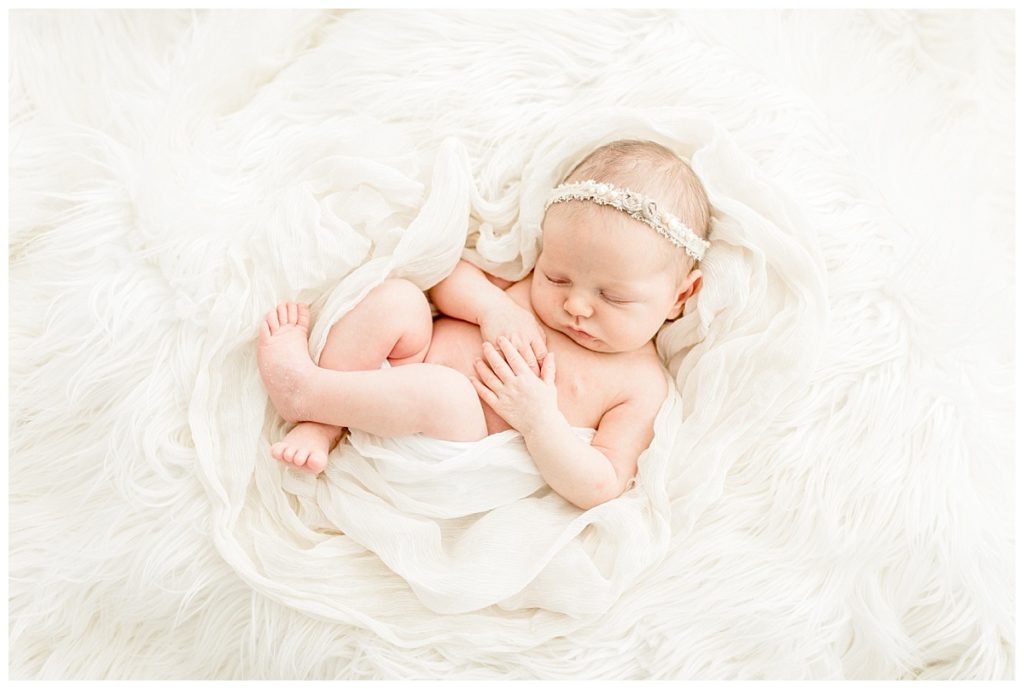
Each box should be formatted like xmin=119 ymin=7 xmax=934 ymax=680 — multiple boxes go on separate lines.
xmin=564 ymin=292 xmax=593 ymax=318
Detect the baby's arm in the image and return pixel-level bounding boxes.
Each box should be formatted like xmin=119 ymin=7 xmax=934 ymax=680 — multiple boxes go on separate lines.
xmin=472 ymin=338 xmax=665 ymax=510
xmin=527 ymin=388 xmax=663 ymax=509
xmin=430 ymin=259 xmax=547 ymax=373
xmin=429 ymin=259 xmax=513 ymax=321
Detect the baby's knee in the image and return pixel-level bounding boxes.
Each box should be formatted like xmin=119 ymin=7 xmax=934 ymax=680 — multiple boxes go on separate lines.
xmin=371 ymin=279 xmax=431 ymax=324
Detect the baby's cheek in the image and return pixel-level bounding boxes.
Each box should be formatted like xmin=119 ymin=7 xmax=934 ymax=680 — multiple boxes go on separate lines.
xmin=533 ymin=297 xmax=556 ymax=327
xmin=616 ymin=312 xmax=656 ymax=349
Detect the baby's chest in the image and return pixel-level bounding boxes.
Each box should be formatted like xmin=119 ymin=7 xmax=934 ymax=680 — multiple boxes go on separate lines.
xmin=545 ymin=340 xmax=614 ymax=419
xmin=538 ymin=331 xmax=636 ymax=429
xmin=426 ymin=317 xmax=621 ymax=429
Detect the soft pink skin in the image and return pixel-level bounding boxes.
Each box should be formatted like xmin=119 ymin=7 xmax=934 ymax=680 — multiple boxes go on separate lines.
xmin=257 ymin=303 xmax=332 ymax=473
xmin=256 ymin=283 xmax=488 ymax=474
xmin=256 ymin=201 xmax=703 ymax=507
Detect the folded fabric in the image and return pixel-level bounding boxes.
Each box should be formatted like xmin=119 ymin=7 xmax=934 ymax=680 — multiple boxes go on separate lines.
xmin=307 ymin=376 xmax=679 ymax=614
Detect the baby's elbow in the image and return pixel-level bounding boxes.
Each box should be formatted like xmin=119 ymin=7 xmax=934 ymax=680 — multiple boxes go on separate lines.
xmin=574 ymin=480 xmax=626 ymax=511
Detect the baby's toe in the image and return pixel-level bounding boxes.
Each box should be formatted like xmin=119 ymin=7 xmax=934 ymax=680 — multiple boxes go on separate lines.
xmin=264 ymin=309 xmax=281 ymax=334
xmin=296 ymin=303 xmax=310 ymax=329
xmin=293 ymin=449 xmax=311 ymax=466
xmin=283 ymin=446 xmax=298 ymax=462
xmin=307 ymin=451 xmax=327 ymax=473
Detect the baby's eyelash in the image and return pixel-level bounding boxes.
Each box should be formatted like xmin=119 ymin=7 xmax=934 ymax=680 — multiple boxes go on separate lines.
xmin=543 ymin=272 xmax=630 ymax=303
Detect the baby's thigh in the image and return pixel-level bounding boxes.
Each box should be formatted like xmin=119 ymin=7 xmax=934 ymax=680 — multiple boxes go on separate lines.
xmin=415 ymin=364 xmax=488 ymax=442
xmin=373 ymin=279 xmax=433 ymax=365
xmin=326 ymin=278 xmax=433 ymax=367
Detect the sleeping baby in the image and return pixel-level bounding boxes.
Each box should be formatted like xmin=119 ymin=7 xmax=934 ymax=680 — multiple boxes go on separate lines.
xmin=257 ymin=139 xmax=711 ymax=509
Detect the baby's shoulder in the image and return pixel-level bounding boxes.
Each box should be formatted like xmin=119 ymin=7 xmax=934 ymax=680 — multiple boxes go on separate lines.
xmin=500 ymin=273 xmax=532 ymax=310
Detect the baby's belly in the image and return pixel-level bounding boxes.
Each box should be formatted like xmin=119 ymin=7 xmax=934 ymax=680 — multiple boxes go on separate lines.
xmin=424 ymin=316 xmax=607 ymax=434
xmin=423 ymin=317 xmax=486 ymax=383
xmin=424 ymin=317 xmax=509 ymax=434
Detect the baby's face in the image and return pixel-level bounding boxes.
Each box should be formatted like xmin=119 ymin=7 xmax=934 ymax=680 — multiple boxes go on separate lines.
xmin=531 ymin=203 xmax=697 ymax=354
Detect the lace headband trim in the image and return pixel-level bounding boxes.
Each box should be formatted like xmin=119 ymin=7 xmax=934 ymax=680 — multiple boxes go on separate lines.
xmin=544 ymin=180 xmax=710 ymax=261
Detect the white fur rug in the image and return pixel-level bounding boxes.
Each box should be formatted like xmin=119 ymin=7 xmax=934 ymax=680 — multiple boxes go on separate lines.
xmin=8 ymin=9 xmax=1014 ymax=680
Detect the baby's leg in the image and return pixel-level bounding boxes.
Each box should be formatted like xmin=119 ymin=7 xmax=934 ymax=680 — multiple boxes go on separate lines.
xmin=296 ymin=364 xmax=488 ymax=440
xmin=268 ymin=280 xmax=434 ymax=473
xmin=258 ymin=304 xmax=487 ymax=440
xmin=258 ymin=285 xmax=487 ymax=472
xmin=318 ymin=278 xmax=434 ymax=370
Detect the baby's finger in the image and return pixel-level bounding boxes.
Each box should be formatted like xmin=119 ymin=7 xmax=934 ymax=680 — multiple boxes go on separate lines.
xmin=497 ymin=336 xmax=531 ymax=376
xmin=531 ymin=338 xmax=548 ymax=365
xmin=475 ymin=355 xmax=504 ymax=390
xmin=541 ymin=351 xmax=556 ymax=385
xmin=516 ymin=339 xmax=540 ymax=375
xmin=482 ymin=341 xmax=515 ymax=380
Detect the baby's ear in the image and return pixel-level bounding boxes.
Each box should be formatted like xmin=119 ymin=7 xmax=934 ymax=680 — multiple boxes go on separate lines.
xmin=668 ymin=269 xmax=702 ymax=319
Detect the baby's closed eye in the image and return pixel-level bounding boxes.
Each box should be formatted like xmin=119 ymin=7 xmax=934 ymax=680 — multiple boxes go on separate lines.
xmin=600 ymin=292 xmax=632 ymax=305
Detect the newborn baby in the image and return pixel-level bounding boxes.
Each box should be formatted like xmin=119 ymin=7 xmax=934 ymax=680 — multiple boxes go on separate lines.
xmin=257 ymin=139 xmax=711 ymax=509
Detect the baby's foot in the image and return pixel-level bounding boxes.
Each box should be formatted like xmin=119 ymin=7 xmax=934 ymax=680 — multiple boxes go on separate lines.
xmin=271 ymin=421 xmax=342 ymax=474
xmin=257 ymin=302 xmax=316 ymax=423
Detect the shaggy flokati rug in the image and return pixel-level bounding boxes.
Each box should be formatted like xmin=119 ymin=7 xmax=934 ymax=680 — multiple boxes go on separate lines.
xmin=8 ymin=9 xmax=1014 ymax=680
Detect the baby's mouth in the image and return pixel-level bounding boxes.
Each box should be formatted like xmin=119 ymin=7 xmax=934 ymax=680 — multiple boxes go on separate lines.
xmin=565 ymin=325 xmax=594 ymax=341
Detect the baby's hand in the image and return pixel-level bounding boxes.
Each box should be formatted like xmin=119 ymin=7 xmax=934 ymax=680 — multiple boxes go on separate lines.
xmin=471 ymin=337 xmax=557 ymax=434
xmin=478 ymin=305 xmax=548 ymax=376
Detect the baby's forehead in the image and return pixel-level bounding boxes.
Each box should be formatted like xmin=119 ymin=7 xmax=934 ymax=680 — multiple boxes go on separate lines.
xmin=542 ymin=218 xmax=679 ymax=273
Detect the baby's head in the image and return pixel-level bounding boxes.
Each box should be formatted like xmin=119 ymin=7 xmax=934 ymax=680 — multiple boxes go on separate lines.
xmin=532 ymin=140 xmax=711 ymax=353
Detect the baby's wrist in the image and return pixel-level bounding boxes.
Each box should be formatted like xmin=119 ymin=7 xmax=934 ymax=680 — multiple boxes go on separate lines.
xmin=476 ymin=293 xmax=520 ymax=327
xmin=517 ymin=401 xmax=566 ymax=438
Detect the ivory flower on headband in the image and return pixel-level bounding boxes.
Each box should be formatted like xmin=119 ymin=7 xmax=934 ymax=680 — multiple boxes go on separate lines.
xmin=544 ymin=180 xmax=710 ymax=262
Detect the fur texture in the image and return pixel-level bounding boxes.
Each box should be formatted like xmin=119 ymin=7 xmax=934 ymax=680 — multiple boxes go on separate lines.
xmin=8 ymin=9 xmax=1013 ymax=679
